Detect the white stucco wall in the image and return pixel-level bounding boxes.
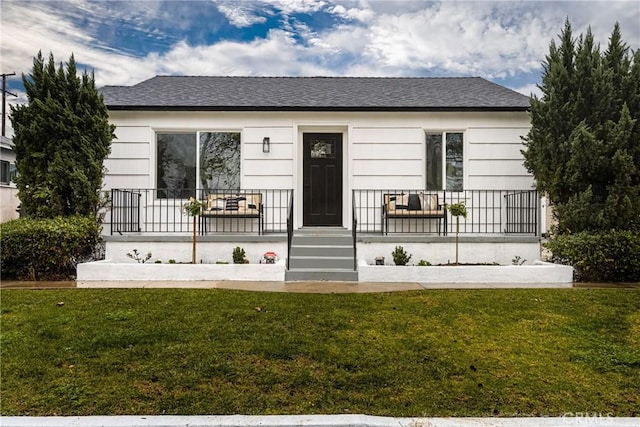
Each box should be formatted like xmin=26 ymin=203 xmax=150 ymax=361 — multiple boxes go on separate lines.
xmin=104 ymin=240 xmax=288 ymax=264
xmin=1 ymin=139 xmax=19 ymax=222
xmin=78 ymin=260 xmax=286 ymax=282
xmin=358 ymin=260 xmax=573 ymax=284
xmin=357 ymin=239 xmax=541 ymax=267
xmin=0 ymin=186 xmax=19 ymax=222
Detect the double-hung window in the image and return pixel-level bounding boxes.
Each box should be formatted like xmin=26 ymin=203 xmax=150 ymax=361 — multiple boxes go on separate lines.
xmin=426 ymin=132 xmax=464 ymax=191
xmin=0 ymin=160 xmax=12 ymax=185
xmin=156 ymin=131 xmax=241 ymax=198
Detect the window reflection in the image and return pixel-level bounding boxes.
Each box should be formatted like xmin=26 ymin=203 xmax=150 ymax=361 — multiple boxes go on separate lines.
xmin=199 ymin=132 xmax=241 ymax=191
xmin=156 ymin=133 xmax=196 ymax=198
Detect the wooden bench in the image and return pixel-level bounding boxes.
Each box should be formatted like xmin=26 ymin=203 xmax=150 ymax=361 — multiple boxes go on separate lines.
xmin=382 ymin=193 xmax=447 ymax=235
xmin=200 ymin=193 xmax=264 ymax=235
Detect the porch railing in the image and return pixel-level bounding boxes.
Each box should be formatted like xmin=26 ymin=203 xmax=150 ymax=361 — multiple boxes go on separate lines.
xmin=110 ymin=189 xmax=141 ymax=234
xmin=504 ymin=191 xmax=539 ymax=234
xmin=353 ymin=189 xmax=539 ymax=236
xmin=352 ymin=191 xmax=358 ymax=271
xmin=286 ymin=190 xmax=294 ymax=270
xmin=110 ymin=188 xmax=538 ymax=236
xmin=110 ymin=188 xmax=293 ymax=235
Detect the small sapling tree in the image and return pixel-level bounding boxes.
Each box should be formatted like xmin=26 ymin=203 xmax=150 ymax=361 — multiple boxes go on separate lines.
xmin=448 ymin=202 xmax=467 ymax=265
xmin=182 ymin=197 xmax=204 ymax=264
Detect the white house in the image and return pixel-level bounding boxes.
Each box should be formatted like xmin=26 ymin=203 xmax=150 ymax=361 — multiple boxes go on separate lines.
xmin=99 ymin=76 xmax=539 ymax=280
xmin=0 ymin=135 xmax=18 ymax=222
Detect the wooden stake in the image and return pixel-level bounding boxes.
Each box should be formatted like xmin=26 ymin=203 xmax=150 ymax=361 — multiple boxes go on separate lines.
xmin=192 ymin=216 xmax=197 ymax=264
xmin=455 ymin=217 xmax=459 ymax=266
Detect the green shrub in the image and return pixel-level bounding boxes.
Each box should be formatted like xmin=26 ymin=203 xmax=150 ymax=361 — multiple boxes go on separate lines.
xmin=232 ymin=246 xmax=248 ymax=264
xmin=391 ymin=245 xmax=412 ymax=266
xmin=447 ymin=202 xmax=467 ymax=218
xmin=545 ymin=230 xmax=640 ymax=282
xmin=0 ymin=216 xmax=100 ymax=280
xmin=417 ymin=259 xmax=431 ymax=266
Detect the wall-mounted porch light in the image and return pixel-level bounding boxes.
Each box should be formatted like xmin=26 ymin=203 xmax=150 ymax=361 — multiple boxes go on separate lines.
xmin=262 ymin=137 xmax=270 ymax=153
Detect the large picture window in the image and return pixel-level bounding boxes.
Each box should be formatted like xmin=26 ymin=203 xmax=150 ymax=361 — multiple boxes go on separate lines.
xmin=157 ymin=133 xmax=197 ymax=198
xmin=156 ymin=131 xmax=241 ymax=198
xmin=426 ymin=131 xmax=463 ymax=191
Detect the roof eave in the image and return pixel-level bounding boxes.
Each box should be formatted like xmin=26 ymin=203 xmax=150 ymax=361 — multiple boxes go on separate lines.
xmin=106 ymin=105 xmax=530 ymax=112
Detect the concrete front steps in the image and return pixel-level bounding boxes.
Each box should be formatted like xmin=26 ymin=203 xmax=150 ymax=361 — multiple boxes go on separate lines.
xmin=285 ymin=227 xmax=358 ymax=281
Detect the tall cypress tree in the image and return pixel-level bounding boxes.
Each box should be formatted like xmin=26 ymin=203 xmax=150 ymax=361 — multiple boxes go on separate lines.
xmin=10 ymin=52 xmax=115 ymax=218
xmin=523 ymin=20 xmax=578 ymax=207
xmin=522 ymin=21 xmax=639 ymax=233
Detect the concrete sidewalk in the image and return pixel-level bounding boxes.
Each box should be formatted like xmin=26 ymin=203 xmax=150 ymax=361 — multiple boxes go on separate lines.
xmin=1 ymin=415 xmax=637 ymax=427
xmin=1 ymin=280 xmax=585 ymax=292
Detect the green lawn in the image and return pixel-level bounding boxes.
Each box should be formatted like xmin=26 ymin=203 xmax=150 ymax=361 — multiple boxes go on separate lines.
xmin=1 ymin=289 xmax=639 ymax=416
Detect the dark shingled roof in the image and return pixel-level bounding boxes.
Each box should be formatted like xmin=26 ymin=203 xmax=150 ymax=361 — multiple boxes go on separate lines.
xmin=101 ymin=76 xmax=531 ymax=111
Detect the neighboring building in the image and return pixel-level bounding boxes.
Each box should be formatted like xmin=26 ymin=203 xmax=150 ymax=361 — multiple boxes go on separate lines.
xmin=99 ymin=76 xmax=539 ymax=278
xmin=0 ymin=135 xmax=18 ymax=222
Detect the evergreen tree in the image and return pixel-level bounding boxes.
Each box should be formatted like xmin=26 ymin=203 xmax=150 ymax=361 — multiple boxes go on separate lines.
xmin=10 ymin=52 xmax=115 ymax=218
xmin=523 ymin=21 xmax=640 ymax=233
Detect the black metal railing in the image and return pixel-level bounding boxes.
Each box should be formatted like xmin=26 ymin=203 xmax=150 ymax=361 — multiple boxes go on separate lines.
xmin=352 ymin=191 xmax=358 ymax=271
xmin=109 ymin=188 xmax=293 ymax=235
xmin=109 ymin=188 xmax=538 ymax=237
xmin=111 ymin=189 xmax=141 ymax=234
xmin=504 ymin=190 xmax=539 ymax=235
xmin=286 ymin=190 xmax=294 ymax=270
xmin=353 ymin=189 xmax=539 ymax=236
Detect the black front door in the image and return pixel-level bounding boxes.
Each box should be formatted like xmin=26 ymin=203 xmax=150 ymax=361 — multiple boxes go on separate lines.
xmin=303 ymin=133 xmax=343 ymax=226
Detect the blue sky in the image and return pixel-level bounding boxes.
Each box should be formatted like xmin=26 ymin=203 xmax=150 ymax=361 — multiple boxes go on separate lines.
xmin=1 ymin=0 xmax=639 ymax=133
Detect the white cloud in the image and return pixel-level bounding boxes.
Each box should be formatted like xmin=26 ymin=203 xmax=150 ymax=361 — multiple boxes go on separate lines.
xmin=360 ymin=2 xmax=555 ymax=78
xmin=0 ymin=1 xmax=162 ymax=87
xmin=563 ymin=1 xmax=640 ymax=49
xmin=326 ymin=1 xmax=639 ymax=80
xmin=216 ymin=3 xmax=267 ymax=27
xmin=511 ymin=83 xmax=542 ymax=98
xmin=326 ymin=4 xmax=374 ymax=22
xmin=261 ymin=0 xmax=327 ymax=15
xmin=1 ymin=2 xmax=94 ymax=71
xmin=156 ymin=29 xmax=334 ymax=77
xmin=1 ymin=0 xmax=639 ymax=103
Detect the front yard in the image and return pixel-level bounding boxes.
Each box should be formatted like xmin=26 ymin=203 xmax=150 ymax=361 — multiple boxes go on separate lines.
xmin=1 ymin=289 xmax=638 ymax=416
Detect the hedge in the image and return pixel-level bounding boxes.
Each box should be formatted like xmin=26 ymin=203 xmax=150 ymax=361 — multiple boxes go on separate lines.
xmin=545 ymin=230 xmax=640 ymax=282
xmin=1 ymin=216 xmax=100 ymax=280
